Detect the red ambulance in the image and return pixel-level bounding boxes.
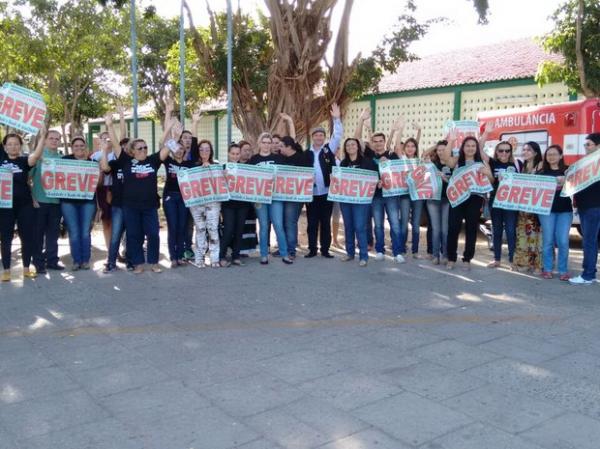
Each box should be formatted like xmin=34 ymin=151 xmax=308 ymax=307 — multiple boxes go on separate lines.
xmin=478 ymin=98 xmax=600 ymax=233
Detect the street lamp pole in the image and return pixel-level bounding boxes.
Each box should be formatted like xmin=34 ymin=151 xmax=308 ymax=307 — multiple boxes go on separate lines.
xmin=179 ymin=0 xmax=186 ymax=125
xmin=130 ymin=0 xmax=138 ymax=138
xmin=226 ymin=0 xmax=233 ymax=146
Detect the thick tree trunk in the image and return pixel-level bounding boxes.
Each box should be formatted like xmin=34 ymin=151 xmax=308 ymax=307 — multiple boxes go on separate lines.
xmin=576 ymin=0 xmax=594 ymax=98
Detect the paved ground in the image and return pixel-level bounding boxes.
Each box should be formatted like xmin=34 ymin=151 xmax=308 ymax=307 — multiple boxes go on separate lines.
xmin=1 ymin=225 xmax=600 ymax=449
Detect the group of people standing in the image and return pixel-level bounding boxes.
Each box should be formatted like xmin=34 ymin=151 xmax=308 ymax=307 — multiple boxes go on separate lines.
xmin=0 ymin=101 xmax=599 ymax=286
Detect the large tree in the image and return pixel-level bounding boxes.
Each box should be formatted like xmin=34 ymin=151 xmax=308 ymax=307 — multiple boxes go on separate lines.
xmin=536 ymin=0 xmax=600 ymax=98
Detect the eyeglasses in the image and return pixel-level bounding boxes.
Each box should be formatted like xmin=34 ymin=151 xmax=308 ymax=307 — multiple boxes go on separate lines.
xmin=497 ymin=148 xmax=511 ymax=153
xmin=134 ymin=146 xmax=148 ymax=151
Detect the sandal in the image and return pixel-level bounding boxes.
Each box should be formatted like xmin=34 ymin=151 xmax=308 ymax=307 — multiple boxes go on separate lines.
xmin=541 ymin=271 xmax=553 ymax=279
xmin=559 ymin=273 xmax=570 ymax=281
xmin=487 ymin=260 xmax=500 ymax=268
xmin=133 ymin=265 xmax=144 ymax=274
xmin=219 ymin=260 xmax=231 ymax=268
xmin=231 ymin=259 xmax=244 ymax=266
xmin=151 ymin=264 xmax=162 ymax=273
xmin=211 ymin=262 xmax=221 ymax=268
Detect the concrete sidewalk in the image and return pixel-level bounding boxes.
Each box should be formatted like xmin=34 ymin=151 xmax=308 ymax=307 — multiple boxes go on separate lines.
xmin=1 ymin=230 xmax=599 ymax=449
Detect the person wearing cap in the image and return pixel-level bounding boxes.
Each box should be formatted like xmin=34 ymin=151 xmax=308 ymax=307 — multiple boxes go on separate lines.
xmin=304 ymin=103 xmax=343 ymax=258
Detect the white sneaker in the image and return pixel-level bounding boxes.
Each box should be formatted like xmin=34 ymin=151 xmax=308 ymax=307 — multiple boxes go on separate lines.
xmin=375 ymin=252 xmax=384 ymax=261
xmin=394 ymin=254 xmax=406 ymax=264
xmin=359 ymin=260 xmax=368 ymax=267
xmin=569 ymin=275 xmax=594 ymax=285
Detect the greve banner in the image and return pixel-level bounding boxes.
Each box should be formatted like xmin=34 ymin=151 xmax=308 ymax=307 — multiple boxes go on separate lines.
xmin=224 ymin=163 xmax=275 ymax=204
xmin=561 ymin=150 xmax=600 ymax=198
xmin=407 ymin=163 xmax=442 ymax=201
xmin=0 ymin=168 xmax=13 ymax=208
xmin=378 ymin=159 xmax=418 ymax=197
xmin=272 ymin=165 xmax=314 ymax=202
xmin=327 ymin=166 xmax=379 ymax=204
xmin=446 ymin=163 xmax=493 ymax=207
xmin=0 ymin=83 xmax=47 ymax=135
xmin=41 ymin=159 xmax=99 ymax=200
xmin=177 ymin=165 xmax=230 ymax=207
xmin=493 ymin=173 xmax=557 ymax=216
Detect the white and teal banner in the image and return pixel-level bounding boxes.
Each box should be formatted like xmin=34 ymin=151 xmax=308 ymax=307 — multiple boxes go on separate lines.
xmin=225 ymin=163 xmax=275 ymax=204
xmin=407 ymin=163 xmax=442 ymax=201
xmin=0 ymin=83 xmax=47 ymax=135
xmin=446 ymin=163 xmax=493 ymax=207
xmin=561 ymin=150 xmax=600 ymax=197
xmin=0 ymin=168 xmax=13 ymax=208
xmin=378 ymin=159 xmax=418 ymax=197
xmin=494 ymin=173 xmax=557 ymax=216
xmin=41 ymin=159 xmax=99 ymax=200
xmin=328 ymin=166 xmax=378 ymax=204
xmin=178 ymin=165 xmax=230 ymax=207
xmin=272 ymin=165 xmax=314 ymax=202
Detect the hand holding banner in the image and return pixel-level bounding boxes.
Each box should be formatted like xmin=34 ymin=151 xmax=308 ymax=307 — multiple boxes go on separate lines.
xmin=407 ymin=163 xmax=442 ymax=201
xmin=378 ymin=159 xmax=418 ymax=197
xmin=493 ymin=173 xmax=557 ymax=215
xmin=446 ymin=163 xmax=493 ymax=207
xmin=178 ymin=165 xmax=230 ymax=207
xmin=272 ymin=165 xmax=314 ymax=202
xmin=41 ymin=159 xmax=99 ymax=200
xmin=328 ymin=166 xmax=378 ymax=204
xmin=561 ymin=150 xmax=600 ymax=197
xmin=0 ymin=168 xmax=13 ymax=208
xmin=0 ymin=83 xmax=47 ymax=135
xmin=225 ymin=163 xmax=275 ymax=204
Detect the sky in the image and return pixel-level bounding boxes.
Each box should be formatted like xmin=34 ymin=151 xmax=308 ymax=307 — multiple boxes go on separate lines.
xmin=151 ymin=0 xmax=563 ymax=59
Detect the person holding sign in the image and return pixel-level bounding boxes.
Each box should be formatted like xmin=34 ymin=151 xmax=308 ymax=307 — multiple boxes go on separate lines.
xmin=513 ymin=142 xmax=544 ymax=274
xmin=305 ymin=104 xmax=343 ymax=259
xmin=249 ymin=133 xmax=292 ymax=265
xmin=279 ymin=135 xmax=311 ymax=259
xmin=446 ymin=136 xmax=492 ymax=269
xmin=569 ymin=133 xmax=600 ymax=285
xmin=338 ymin=138 xmax=377 ymax=266
xmin=479 ymin=138 xmax=521 ymax=270
xmin=0 ymin=132 xmax=44 ymax=281
xmin=219 ymin=143 xmax=251 ymax=267
xmin=397 ymin=137 xmax=425 ymax=258
xmin=537 ymin=145 xmax=572 ymax=280
xmin=59 ymin=137 xmax=98 ymax=271
xmin=189 ymin=139 xmax=223 ymax=268
xmin=424 ymin=140 xmax=452 ymax=265
xmin=30 ymin=129 xmax=65 ymax=273
xmin=102 ymin=128 xmax=171 ymax=274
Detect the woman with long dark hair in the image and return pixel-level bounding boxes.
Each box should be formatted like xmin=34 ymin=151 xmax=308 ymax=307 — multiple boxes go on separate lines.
xmin=397 ymin=137 xmax=424 ymax=257
xmin=514 ymin=141 xmax=544 ymax=273
xmin=338 ymin=138 xmax=377 ymax=266
xmin=0 ymin=132 xmax=44 ymax=281
xmin=538 ymin=144 xmax=572 ymax=280
xmin=60 ymin=137 xmax=98 ymax=271
xmin=190 ymin=139 xmax=222 ymax=268
xmin=219 ymin=143 xmax=251 ymax=266
xmin=446 ymin=135 xmax=492 ymax=269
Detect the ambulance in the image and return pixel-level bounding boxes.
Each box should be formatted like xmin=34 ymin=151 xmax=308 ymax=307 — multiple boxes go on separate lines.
xmin=478 ymin=98 xmax=600 ymax=164
xmin=477 ymin=98 xmax=600 ymax=234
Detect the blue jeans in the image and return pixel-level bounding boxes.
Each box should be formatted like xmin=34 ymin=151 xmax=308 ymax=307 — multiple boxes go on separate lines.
xmin=579 ymin=207 xmax=600 ymax=280
xmin=107 ymin=206 xmax=125 ymax=267
xmin=340 ymin=202 xmax=369 ymax=261
xmin=399 ymin=196 xmax=424 ymax=254
xmin=426 ymin=198 xmax=450 ymax=259
xmin=538 ymin=211 xmax=572 ymax=274
xmin=256 ymin=201 xmax=288 ymax=258
xmin=284 ymin=202 xmax=301 ymax=256
xmin=491 ymin=206 xmax=518 ymax=262
xmin=371 ymin=195 xmax=402 ymax=256
xmin=61 ymin=201 xmax=96 ymax=265
xmin=163 ymin=191 xmax=188 ymax=261
xmin=123 ymin=207 xmax=160 ymax=265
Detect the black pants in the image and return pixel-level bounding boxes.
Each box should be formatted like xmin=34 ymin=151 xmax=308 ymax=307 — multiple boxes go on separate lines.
xmin=220 ymin=204 xmax=250 ymax=260
xmin=447 ymin=195 xmax=483 ymax=263
xmin=0 ymin=201 xmax=36 ymax=270
xmin=306 ymin=194 xmax=333 ymax=254
xmin=33 ymin=202 xmax=62 ymax=269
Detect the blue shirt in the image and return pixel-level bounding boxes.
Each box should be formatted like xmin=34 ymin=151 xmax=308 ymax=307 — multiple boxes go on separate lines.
xmin=309 ymin=118 xmax=343 ymax=195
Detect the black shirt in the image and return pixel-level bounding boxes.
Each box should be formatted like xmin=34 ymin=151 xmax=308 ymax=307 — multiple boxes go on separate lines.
xmin=371 ymin=150 xmax=398 ymax=197
xmin=108 ymin=160 xmax=124 ymax=208
xmin=280 ymin=151 xmax=311 ymax=167
xmin=541 ymin=168 xmax=572 ymax=213
xmin=340 ymin=156 xmax=377 ymax=172
xmin=574 ymin=179 xmax=600 ymax=211
xmin=433 ymin=160 xmax=452 ymax=200
xmin=163 ymin=156 xmax=193 ymax=194
xmin=248 ymin=153 xmax=283 ymax=166
xmin=116 ymin=151 xmax=162 ymax=209
xmin=61 ymin=155 xmax=97 ymax=204
xmin=0 ymin=147 xmax=32 ymax=207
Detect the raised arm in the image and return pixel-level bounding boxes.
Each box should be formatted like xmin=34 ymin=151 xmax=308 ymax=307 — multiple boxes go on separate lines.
xmin=478 ymin=121 xmax=492 ymax=163
xmin=388 ymin=116 xmax=405 ymax=152
xmin=99 ymin=139 xmax=112 ymax=173
xmin=413 ymin=122 xmax=422 ymax=145
xmin=191 ymin=109 xmax=201 ymax=138
xmin=280 ymin=113 xmax=296 ymax=140
xmin=354 ymin=107 xmax=370 ymax=140
xmin=160 ymin=98 xmax=175 ymax=147
xmin=160 ymin=119 xmax=183 ymax=162
xmin=117 ymin=103 xmax=127 ymax=141
xmin=28 ymin=123 xmax=47 ymax=167
xmin=105 ymin=113 xmax=121 ymax=158
xmin=328 ymin=103 xmax=343 ymax=152
xmin=445 ymin=128 xmax=459 ymax=168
